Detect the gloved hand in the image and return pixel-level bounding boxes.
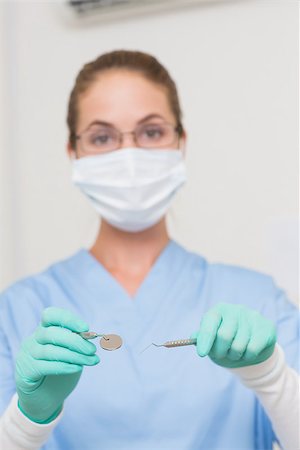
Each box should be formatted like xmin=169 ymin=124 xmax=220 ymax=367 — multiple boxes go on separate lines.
xmin=193 ymin=303 xmax=276 ymax=368
xmin=15 ymin=307 xmax=100 ymax=423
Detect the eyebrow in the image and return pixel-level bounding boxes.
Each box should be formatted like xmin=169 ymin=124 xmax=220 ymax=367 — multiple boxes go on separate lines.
xmin=137 ymin=114 xmax=166 ymax=124
xmin=83 ymin=114 xmax=167 ymax=132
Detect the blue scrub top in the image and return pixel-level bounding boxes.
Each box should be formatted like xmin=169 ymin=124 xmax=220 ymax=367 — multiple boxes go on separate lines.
xmin=0 ymin=240 xmax=298 ymax=450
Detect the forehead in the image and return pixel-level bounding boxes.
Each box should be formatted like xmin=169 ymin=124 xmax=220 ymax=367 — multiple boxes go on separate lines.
xmin=77 ymin=70 xmax=175 ymax=130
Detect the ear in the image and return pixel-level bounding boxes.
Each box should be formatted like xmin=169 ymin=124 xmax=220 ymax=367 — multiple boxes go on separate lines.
xmin=67 ymin=141 xmax=76 ymax=160
xmin=179 ymin=129 xmax=187 ymax=156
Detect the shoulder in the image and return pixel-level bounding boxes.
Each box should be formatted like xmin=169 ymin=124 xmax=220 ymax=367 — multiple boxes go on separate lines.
xmin=0 ymin=250 xmax=87 ymax=342
xmin=207 ymin=261 xmax=285 ymax=312
xmin=208 ymin=261 xmax=277 ymax=297
xmin=174 ymin=240 xmax=276 ymax=294
xmin=0 ymin=250 xmax=85 ymax=311
xmin=174 ymin=241 xmax=290 ymax=313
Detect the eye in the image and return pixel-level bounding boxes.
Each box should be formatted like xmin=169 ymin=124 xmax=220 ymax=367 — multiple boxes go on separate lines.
xmin=140 ymin=125 xmax=164 ymax=140
xmin=88 ymin=129 xmax=115 ymax=147
xmin=91 ymin=134 xmax=110 ymax=146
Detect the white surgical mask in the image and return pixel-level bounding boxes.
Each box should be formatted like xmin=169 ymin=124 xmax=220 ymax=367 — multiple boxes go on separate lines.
xmin=71 ymin=148 xmax=186 ymax=232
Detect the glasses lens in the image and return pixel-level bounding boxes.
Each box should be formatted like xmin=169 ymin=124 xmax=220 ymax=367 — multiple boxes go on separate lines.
xmin=81 ymin=126 xmax=119 ymax=154
xmin=136 ymin=123 xmax=176 ymax=148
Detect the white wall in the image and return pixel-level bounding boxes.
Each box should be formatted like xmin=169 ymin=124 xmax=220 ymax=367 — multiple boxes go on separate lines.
xmin=0 ymin=0 xmax=298 ymax=304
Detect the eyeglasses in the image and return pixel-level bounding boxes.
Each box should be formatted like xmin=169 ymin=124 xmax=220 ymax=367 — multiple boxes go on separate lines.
xmin=75 ymin=122 xmax=182 ymax=155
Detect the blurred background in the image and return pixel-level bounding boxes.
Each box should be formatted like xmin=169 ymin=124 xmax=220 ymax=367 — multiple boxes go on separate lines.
xmin=0 ymin=0 xmax=298 ymax=304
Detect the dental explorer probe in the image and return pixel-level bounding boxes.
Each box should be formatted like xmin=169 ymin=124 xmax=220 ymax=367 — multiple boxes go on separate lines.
xmin=140 ymin=337 xmax=197 ymax=354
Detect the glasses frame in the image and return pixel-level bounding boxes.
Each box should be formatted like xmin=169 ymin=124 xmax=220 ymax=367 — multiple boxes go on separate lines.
xmin=74 ymin=122 xmax=183 ymax=154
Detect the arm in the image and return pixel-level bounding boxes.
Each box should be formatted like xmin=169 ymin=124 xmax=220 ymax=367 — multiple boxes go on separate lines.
xmin=230 ymin=344 xmax=299 ymax=450
xmin=193 ymin=302 xmax=299 ymax=450
xmin=0 ymin=395 xmax=62 ymax=450
xmin=0 ymin=307 xmax=99 ymax=449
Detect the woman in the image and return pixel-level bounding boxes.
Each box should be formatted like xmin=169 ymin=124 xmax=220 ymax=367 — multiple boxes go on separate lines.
xmin=0 ymin=50 xmax=298 ymax=450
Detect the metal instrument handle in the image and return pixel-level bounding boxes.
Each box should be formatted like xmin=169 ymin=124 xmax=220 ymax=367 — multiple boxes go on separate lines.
xmin=164 ymin=338 xmax=197 ymax=348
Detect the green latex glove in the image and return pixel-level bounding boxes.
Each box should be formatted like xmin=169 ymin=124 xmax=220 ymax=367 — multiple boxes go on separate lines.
xmin=193 ymin=303 xmax=276 ymax=368
xmin=15 ymin=307 xmax=100 ymax=423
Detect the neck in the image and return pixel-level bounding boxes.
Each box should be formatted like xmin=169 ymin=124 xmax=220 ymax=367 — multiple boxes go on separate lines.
xmin=90 ymin=219 xmax=170 ymax=276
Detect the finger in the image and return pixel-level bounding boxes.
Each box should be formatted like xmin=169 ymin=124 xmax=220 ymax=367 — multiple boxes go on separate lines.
xmin=244 ymin=322 xmax=276 ymax=360
xmin=16 ymin=353 xmax=83 ymax=382
xmin=209 ymin=316 xmax=238 ymax=359
xmin=35 ymin=326 xmax=97 ymax=356
xmin=30 ymin=343 xmax=100 ymax=366
xmin=227 ymin=321 xmax=251 ymax=361
xmin=41 ymin=307 xmax=89 ymax=333
xmin=196 ymin=309 xmax=222 ymax=357
xmin=32 ymin=360 xmax=83 ymax=379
